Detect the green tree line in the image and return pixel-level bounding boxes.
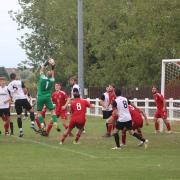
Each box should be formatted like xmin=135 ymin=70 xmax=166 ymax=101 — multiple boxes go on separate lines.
xmin=10 ymin=0 xmax=180 ymax=88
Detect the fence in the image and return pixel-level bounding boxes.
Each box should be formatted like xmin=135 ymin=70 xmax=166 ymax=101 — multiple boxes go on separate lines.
xmin=10 ymin=98 xmax=180 ymax=121
xmin=86 ymin=98 xmax=180 ymax=121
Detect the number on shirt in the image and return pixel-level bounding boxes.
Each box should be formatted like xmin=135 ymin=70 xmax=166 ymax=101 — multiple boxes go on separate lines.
xmin=76 ymin=103 xmax=82 ymax=111
xmin=45 ymin=81 xmax=49 ymax=90
xmin=123 ymin=100 xmax=128 ymax=108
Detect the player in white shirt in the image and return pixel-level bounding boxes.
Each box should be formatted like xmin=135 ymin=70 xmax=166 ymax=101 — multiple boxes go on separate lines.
xmin=7 ymin=73 xmax=36 ymax=137
xmin=110 ymin=89 xmax=148 ymax=150
xmin=69 ymin=76 xmax=81 ymax=98
xmin=0 ymin=77 xmax=11 ymax=135
xmin=100 ymin=85 xmax=116 ymax=137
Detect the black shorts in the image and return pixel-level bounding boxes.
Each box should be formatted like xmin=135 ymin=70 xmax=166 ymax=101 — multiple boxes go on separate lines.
xmin=15 ymin=99 xmax=32 ymax=115
xmin=0 ymin=108 xmax=10 ymax=117
xmin=102 ymin=110 xmax=113 ymax=119
xmin=116 ymin=120 xmax=132 ymax=130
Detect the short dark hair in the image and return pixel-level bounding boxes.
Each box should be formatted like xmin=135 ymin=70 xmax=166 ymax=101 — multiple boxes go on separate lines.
xmin=70 ymin=76 xmax=77 ymax=82
xmin=73 ymin=88 xmax=80 ymax=98
xmin=115 ymin=89 xmax=121 ymax=96
xmin=152 ymin=85 xmax=159 ymax=91
xmin=10 ymin=73 xmax=16 ymax=80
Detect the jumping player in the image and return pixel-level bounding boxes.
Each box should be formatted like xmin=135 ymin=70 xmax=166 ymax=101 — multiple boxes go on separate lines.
xmin=152 ymin=86 xmax=171 ymax=133
xmin=36 ymin=59 xmax=59 ymax=135
xmin=60 ymin=88 xmax=94 ymax=144
xmin=7 ymin=73 xmax=35 ymax=137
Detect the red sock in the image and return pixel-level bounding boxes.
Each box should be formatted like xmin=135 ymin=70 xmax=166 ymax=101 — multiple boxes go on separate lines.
xmin=75 ymin=131 xmax=81 ymax=142
xmin=35 ymin=117 xmax=41 ymax=129
xmin=122 ymin=129 xmax=126 ymax=145
xmin=2 ymin=116 xmax=6 ymax=121
xmin=165 ymin=122 xmax=171 ymax=131
xmin=4 ymin=120 xmax=9 ymax=133
xmin=63 ymin=124 xmax=68 ymax=129
xmin=154 ymin=120 xmax=159 ymax=131
xmin=47 ymin=123 xmax=53 ymax=134
xmin=61 ymin=129 xmax=71 ymax=143
xmin=107 ymin=123 xmax=113 ymax=134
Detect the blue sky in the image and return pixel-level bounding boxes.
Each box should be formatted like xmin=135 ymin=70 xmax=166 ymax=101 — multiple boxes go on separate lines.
xmin=0 ymin=0 xmax=26 ymax=68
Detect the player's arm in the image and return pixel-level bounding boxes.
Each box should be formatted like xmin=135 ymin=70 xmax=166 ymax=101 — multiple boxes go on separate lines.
xmin=107 ymin=101 xmax=118 ymax=124
xmin=21 ymin=81 xmax=28 ymax=95
xmin=99 ymin=94 xmax=108 ymax=109
xmin=62 ymin=97 xmax=71 ymax=110
xmin=49 ymin=58 xmax=55 ymax=79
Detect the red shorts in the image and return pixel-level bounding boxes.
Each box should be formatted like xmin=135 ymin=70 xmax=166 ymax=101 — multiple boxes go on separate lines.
xmin=69 ymin=120 xmax=85 ymax=129
xmin=132 ymin=121 xmax=143 ymax=130
xmin=56 ymin=110 xmax=67 ymax=120
xmin=154 ymin=110 xmax=167 ymax=119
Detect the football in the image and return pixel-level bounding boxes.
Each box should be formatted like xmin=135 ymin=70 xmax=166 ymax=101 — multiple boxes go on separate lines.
xmin=48 ymin=58 xmax=55 ymax=66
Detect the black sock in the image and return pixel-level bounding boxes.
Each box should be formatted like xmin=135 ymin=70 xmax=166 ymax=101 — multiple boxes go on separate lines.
xmin=30 ymin=112 xmax=35 ymax=122
xmin=133 ymin=132 xmax=145 ymax=142
xmin=10 ymin=122 xmax=14 ymax=134
xmin=114 ymin=133 xmax=120 ymax=147
xmin=17 ymin=117 xmax=22 ymax=129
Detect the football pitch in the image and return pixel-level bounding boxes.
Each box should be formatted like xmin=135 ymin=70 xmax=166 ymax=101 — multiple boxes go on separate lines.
xmin=0 ymin=116 xmax=180 ymax=180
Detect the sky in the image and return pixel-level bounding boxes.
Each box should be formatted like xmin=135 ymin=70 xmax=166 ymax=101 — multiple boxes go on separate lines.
xmin=0 ymin=0 xmax=27 ymax=68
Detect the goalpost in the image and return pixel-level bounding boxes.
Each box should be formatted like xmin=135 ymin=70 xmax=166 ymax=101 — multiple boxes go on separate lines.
xmin=160 ymin=59 xmax=180 ymax=131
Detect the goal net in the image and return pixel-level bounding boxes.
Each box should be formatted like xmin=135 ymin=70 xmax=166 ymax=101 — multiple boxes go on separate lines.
xmin=161 ymin=59 xmax=180 ymax=123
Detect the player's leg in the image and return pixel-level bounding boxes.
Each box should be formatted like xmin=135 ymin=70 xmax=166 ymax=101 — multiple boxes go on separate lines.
xmin=121 ymin=129 xmax=126 ymax=146
xmin=128 ymin=121 xmax=148 ymax=148
xmin=112 ymin=122 xmax=121 ymax=149
xmin=161 ymin=111 xmax=171 ymax=133
xmin=60 ymin=110 xmax=74 ymax=136
xmin=46 ymin=98 xmax=59 ymax=131
xmin=1 ymin=113 xmax=10 ymax=135
xmin=23 ymin=99 xmax=36 ymax=130
xmin=46 ymin=119 xmax=53 ymax=135
xmin=3 ymin=110 xmax=10 ymax=135
xmin=35 ymin=113 xmax=41 ymax=130
xmin=15 ymin=100 xmax=24 ymax=137
xmin=36 ymin=97 xmax=46 ymax=129
xmin=73 ymin=122 xmax=86 ymax=144
xmin=60 ymin=126 xmax=74 ymax=144
xmin=154 ymin=111 xmax=160 ymax=133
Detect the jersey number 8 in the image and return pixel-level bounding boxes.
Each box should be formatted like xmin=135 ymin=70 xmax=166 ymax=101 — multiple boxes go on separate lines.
xmin=76 ymin=103 xmax=82 ymax=111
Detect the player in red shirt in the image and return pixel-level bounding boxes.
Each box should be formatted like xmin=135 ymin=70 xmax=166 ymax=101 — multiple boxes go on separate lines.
xmin=46 ymin=83 xmax=69 ymax=135
xmin=121 ymin=101 xmax=149 ymax=146
xmin=60 ymin=88 xmax=94 ymax=144
xmin=152 ymin=86 xmax=171 ymax=133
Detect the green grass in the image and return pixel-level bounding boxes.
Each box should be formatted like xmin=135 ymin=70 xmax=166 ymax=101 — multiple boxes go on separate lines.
xmin=0 ymin=116 xmax=180 ymax=180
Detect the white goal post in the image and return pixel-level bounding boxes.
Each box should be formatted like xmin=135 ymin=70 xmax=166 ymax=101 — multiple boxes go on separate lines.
xmin=160 ymin=59 xmax=180 ymax=131
xmin=161 ymin=59 xmax=180 ymax=98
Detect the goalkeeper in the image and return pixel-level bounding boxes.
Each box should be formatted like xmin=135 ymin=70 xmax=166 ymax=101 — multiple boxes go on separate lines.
xmin=37 ymin=59 xmax=59 ymax=135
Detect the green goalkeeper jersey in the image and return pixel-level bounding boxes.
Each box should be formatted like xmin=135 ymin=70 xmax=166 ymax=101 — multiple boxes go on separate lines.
xmin=37 ymin=74 xmax=55 ymax=97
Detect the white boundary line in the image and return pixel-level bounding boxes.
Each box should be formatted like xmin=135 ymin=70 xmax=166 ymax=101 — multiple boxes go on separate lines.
xmin=12 ymin=135 xmax=97 ymax=159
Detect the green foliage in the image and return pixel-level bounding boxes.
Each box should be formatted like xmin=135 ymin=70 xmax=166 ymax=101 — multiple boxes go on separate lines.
xmin=10 ymin=0 xmax=180 ymax=88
